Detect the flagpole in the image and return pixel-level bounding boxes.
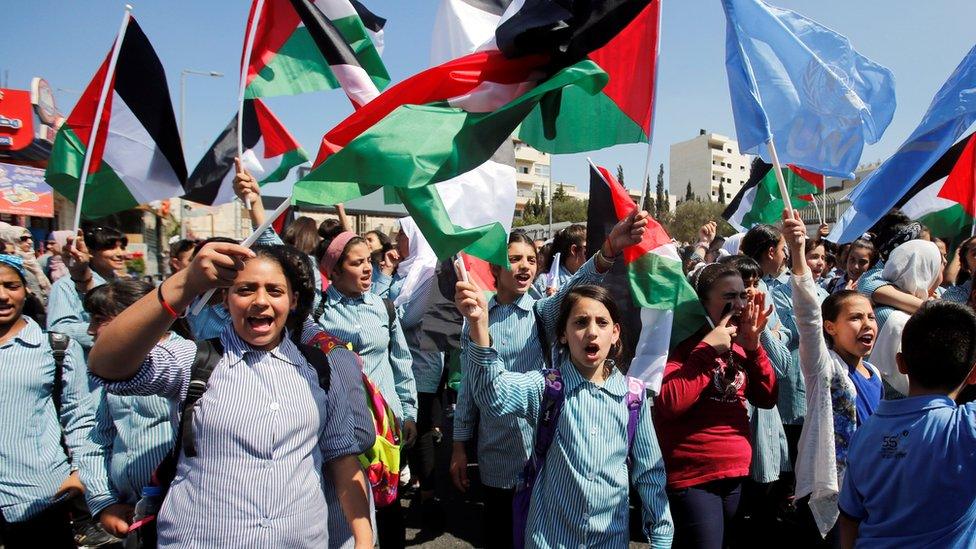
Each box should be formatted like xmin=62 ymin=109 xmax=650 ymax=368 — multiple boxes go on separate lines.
xmin=72 ymin=4 xmax=132 ymax=233
xmin=810 ymin=183 xmax=824 ymax=225
xmin=638 ymin=0 xmax=663 ymax=214
xmin=190 ymin=196 xmax=291 ymax=315
xmin=236 ymin=0 xmax=265 ymax=211
xmin=765 ymin=138 xmax=794 ymax=214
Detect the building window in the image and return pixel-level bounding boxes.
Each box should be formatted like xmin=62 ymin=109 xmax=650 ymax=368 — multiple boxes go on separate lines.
xmin=711 ymin=190 xmax=717 ymax=196
xmin=726 ymin=193 xmax=731 ymax=198
xmin=520 ymin=167 xmax=529 ymax=174
xmin=533 ymin=164 xmax=550 ymax=177
xmin=727 ymin=148 xmax=732 ymax=153
xmin=711 ymin=175 xmax=716 ymax=181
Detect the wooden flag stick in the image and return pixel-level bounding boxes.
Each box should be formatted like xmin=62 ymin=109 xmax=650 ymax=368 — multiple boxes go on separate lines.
xmin=72 ymin=5 xmax=132 ymax=232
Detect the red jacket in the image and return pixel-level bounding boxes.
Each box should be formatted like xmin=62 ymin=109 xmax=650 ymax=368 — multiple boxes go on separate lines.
xmin=653 ymin=331 xmax=778 ymax=490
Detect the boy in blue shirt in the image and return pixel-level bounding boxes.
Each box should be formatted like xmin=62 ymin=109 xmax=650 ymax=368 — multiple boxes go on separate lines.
xmin=839 ymin=301 xmax=976 ymax=548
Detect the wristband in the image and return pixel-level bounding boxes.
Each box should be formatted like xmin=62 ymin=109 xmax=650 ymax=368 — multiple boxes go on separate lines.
xmin=157 ymin=284 xmax=181 ymax=319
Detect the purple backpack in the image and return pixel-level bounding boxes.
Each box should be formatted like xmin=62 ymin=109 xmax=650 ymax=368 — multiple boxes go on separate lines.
xmin=512 ymin=369 xmax=645 ymax=549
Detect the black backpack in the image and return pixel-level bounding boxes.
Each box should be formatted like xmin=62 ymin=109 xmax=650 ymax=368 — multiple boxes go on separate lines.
xmin=129 ymin=338 xmax=332 ymax=548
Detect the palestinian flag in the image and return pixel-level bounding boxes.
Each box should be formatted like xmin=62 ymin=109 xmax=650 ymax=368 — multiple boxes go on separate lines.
xmin=431 ymin=0 xmax=512 ymax=65
xmin=243 ymin=0 xmax=389 ymax=107
xmin=294 ymin=50 xmax=608 ymax=265
xmin=46 ymin=17 xmax=186 ymax=219
xmin=294 ymin=1 xmax=653 ymax=265
xmin=517 ymin=0 xmax=661 ymax=153
xmin=723 ymin=159 xmax=825 ymax=231
xmin=897 ymin=132 xmax=976 ymax=244
xmin=183 ymin=99 xmax=308 ymax=206
xmin=588 ymin=163 xmax=706 ymax=394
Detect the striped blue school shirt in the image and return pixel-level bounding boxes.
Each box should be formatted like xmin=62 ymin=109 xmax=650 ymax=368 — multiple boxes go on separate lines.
xmin=532 ymin=264 xmax=573 ymax=296
xmin=81 ymin=334 xmax=183 ymax=516
xmin=0 ymin=317 xmax=112 ymax=521
xmin=317 ymin=284 xmax=418 ymax=422
xmin=454 ymin=256 xmax=606 ymax=489
xmin=467 ymin=343 xmax=673 ymax=548
xmin=187 ymin=300 xmax=231 ymax=340
xmin=390 ymin=273 xmax=444 ymax=394
xmin=857 ymin=262 xmax=897 ymax=329
xmin=46 ymin=270 xmax=107 ymax=349
xmin=942 ymin=280 xmax=971 ymax=303
xmin=94 ymin=324 xmax=360 ymax=548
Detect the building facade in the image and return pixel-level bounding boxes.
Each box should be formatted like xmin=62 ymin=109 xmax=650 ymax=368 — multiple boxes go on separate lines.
xmin=669 ymin=130 xmax=752 ymax=203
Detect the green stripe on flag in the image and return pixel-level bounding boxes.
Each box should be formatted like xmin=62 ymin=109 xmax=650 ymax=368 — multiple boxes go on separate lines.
xmin=46 ymin=126 xmax=140 ymax=219
xmin=518 ymin=87 xmax=647 ymax=154
xmin=244 ymin=15 xmax=389 ymax=99
xmin=294 ymin=60 xmax=608 ymax=205
xmin=918 ymin=203 xmax=975 ymax=243
xmin=627 ymin=249 xmax=707 ymax=346
xmin=259 ymin=148 xmax=309 ymax=185
xmin=741 ymin=168 xmax=819 ymax=228
xmin=398 ymin=185 xmax=510 ymax=266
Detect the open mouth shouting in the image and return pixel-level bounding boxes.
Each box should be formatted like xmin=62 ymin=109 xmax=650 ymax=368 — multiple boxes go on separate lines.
xmin=246 ymin=314 xmax=276 ymax=336
xmin=856 ymin=331 xmax=875 ymax=349
xmin=583 ymin=342 xmax=602 ymax=361
xmin=513 ymin=271 xmax=532 ymax=290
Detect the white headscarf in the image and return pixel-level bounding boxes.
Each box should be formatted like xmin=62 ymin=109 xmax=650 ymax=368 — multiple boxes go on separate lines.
xmin=873 ymin=240 xmax=943 ymax=396
xmin=393 ymin=217 xmax=438 ymax=308
xmin=881 ymin=240 xmax=942 ymax=299
xmin=721 ymin=232 xmax=746 ymax=256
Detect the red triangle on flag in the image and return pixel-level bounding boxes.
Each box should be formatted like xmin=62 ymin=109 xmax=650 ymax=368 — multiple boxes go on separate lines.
xmin=937 ymin=133 xmax=976 ymax=216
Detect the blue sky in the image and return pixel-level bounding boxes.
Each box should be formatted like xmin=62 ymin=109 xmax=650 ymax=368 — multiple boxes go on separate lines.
xmin=5 ymin=1 xmax=975 ymax=196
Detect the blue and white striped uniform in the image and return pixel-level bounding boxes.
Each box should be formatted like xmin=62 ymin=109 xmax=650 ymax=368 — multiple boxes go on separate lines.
xmin=454 ymin=256 xmax=606 ymax=489
xmin=467 ymin=343 xmax=673 ymax=548
xmin=46 ymin=270 xmax=108 ymax=349
xmin=316 ymin=284 xmax=418 ymax=422
xmin=93 ymin=325 xmax=360 ymax=548
xmin=187 ymin=300 xmax=231 ymax=340
xmin=857 ymin=262 xmax=896 ymax=329
xmin=390 ymin=273 xmax=443 ymax=394
xmin=943 ymin=280 xmax=971 ymax=303
xmin=81 ymin=334 xmax=183 ymax=515
xmin=531 ymin=264 xmax=573 ymax=297
xmin=0 ymin=317 xmax=112 ymax=521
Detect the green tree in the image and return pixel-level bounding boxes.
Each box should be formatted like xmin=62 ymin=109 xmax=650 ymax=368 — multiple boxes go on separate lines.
xmin=685 ymin=181 xmax=695 ymax=202
xmin=616 ymin=164 xmax=625 ymax=187
xmin=655 ymin=164 xmax=666 ymax=220
xmin=718 ymin=181 xmax=726 ymax=204
xmin=664 ymin=200 xmax=734 ymax=243
xmin=642 ymin=175 xmax=654 ymax=214
xmin=553 ymin=183 xmax=568 ymax=202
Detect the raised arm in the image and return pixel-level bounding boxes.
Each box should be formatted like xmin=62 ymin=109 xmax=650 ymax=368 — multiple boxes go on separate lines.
xmin=455 ymin=279 xmax=544 ymax=419
xmin=88 ymin=243 xmax=255 ymax=380
xmin=537 ymin=208 xmax=650 ymax=334
xmin=783 ymin=210 xmax=832 ymax=380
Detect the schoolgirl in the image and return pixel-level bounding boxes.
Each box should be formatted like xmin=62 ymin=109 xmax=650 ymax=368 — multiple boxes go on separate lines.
xmin=451 ymin=216 xmax=639 ymax=548
xmin=87 ymin=243 xmax=372 ymax=548
xmin=0 ymin=254 xmax=111 ymax=548
xmin=456 ymin=282 xmax=673 ymax=548
xmin=782 ymin=211 xmax=882 ymax=541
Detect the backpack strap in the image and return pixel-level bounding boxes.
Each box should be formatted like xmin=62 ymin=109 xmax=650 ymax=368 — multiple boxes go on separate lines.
xmin=48 ymin=332 xmax=70 ymax=419
xmin=179 ymin=338 xmax=224 ymax=458
xmin=532 ymin=306 xmax=553 ymax=369
xmin=530 ymin=369 xmax=565 ymax=468
xmin=382 ymin=298 xmax=395 ymax=328
xmin=625 ymin=376 xmax=646 ymax=465
xmin=296 ymin=342 xmax=331 ymax=394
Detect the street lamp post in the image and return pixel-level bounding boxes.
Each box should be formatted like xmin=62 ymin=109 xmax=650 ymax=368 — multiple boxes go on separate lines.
xmin=178 ymin=69 xmax=223 ymax=239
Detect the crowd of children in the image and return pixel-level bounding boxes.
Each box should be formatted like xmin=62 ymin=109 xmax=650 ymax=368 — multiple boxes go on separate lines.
xmin=1 ymin=160 xmax=974 ymax=549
